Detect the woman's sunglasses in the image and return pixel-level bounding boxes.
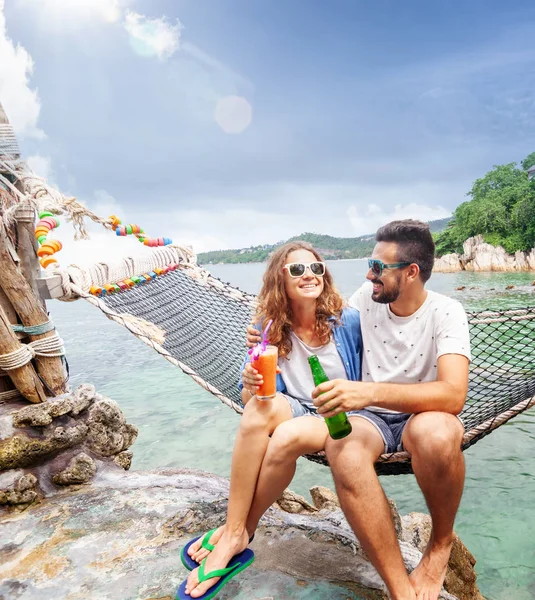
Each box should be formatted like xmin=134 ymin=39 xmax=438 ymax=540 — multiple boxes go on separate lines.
xmin=284 ymin=262 xmax=326 ymax=278
xmin=368 ymin=258 xmax=412 ymax=277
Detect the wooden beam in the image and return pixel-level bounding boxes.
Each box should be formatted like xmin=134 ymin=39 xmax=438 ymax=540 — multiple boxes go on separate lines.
xmin=0 ymin=302 xmax=46 ymax=403
xmin=0 ymin=222 xmax=67 ymax=396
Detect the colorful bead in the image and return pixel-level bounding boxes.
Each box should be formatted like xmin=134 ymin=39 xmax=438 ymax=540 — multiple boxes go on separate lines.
xmin=40 ymin=256 xmax=57 ymax=269
xmin=117 ymin=281 xmax=129 ymax=291
xmin=39 ymin=211 xmax=54 ymax=219
xmin=90 ymin=285 xmax=105 ymax=296
xmin=37 ymin=235 xmax=47 ymax=244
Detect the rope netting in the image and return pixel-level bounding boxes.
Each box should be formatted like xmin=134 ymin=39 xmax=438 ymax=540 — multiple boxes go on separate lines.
xmin=98 ymin=263 xmax=535 ymax=476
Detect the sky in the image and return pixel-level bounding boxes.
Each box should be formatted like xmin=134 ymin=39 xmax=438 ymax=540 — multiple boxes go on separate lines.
xmin=1 ymin=0 xmax=535 ymax=265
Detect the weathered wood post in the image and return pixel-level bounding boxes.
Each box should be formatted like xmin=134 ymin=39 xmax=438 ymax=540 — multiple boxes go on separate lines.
xmin=0 ymin=102 xmax=67 ymax=400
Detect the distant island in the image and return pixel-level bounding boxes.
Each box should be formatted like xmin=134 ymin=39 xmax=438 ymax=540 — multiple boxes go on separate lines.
xmin=198 ymin=218 xmax=452 ymax=265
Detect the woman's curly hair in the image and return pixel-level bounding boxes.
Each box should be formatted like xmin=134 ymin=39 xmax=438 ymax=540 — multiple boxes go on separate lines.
xmin=254 ymin=241 xmax=344 ymax=358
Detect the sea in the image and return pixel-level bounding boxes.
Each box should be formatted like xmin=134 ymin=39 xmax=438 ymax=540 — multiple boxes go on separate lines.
xmin=50 ymin=259 xmax=535 ymax=600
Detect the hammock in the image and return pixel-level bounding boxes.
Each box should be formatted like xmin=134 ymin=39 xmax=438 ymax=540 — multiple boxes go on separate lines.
xmin=1 ymin=154 xmax=535 ymax=476
xmin=98 ymin=265 xmax=535 ymax=475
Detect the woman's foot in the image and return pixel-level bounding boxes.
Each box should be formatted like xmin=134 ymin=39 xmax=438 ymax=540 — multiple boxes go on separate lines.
xmin=185 ymin=527 xmax=250 ymax=598
xmin=187 ymin=525 xmax=225 ymax=563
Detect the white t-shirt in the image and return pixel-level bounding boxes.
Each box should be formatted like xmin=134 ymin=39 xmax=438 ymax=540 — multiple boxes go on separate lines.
xmin=348 ymin=282 xmax=471 ymax=412
xmin=279 ymin=332 xmax=347 ymax=410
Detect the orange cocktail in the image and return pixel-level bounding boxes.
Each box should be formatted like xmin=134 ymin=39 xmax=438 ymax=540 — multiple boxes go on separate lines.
xmin=251 ymin=345 xmax=278 ymax=400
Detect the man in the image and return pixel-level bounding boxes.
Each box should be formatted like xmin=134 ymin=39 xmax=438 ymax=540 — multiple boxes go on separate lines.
xmin=312 ymin=219 xmax=470 ymax=600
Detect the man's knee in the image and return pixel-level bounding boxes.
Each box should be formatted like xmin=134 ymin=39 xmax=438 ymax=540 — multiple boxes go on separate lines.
xmin=404 ymin=412 xmax=464 ymax=459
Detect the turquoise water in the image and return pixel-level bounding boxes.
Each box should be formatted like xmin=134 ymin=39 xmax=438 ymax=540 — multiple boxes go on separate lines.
xmin=51 ymin=260 xmax=535 ymax=600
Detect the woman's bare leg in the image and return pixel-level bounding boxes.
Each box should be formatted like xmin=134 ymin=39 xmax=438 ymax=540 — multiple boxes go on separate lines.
xmin=186 ymin=394 xmax=293 ymax=598
xmin=246 ymin=416 xmax=329 ymax=533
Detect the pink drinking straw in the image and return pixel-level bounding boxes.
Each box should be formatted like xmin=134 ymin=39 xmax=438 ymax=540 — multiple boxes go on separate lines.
xmin=249 ymin=319 xmax=273 ymax=360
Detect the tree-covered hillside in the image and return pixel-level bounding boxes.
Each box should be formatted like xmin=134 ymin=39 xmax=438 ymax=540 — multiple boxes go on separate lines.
xmin=198 ymin=218 xmax=451 ymax=264
xmin=435 ymin=152 xmax=535 ymax=256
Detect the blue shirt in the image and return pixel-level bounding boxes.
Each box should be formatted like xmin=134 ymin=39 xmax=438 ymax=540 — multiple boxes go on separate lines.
xmin=239 ymin=307 xmax=362 ymax=394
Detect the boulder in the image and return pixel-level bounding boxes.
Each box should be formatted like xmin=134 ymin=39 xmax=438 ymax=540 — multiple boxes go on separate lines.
xmin=0 ymin=468 xmax=477 ymax=600
xmin=0 ymin=385 xmax=138 ymax=504
xmin=52 ymin=452 xmax=97 ymax=485
xmin=433 ymin=235 xmax=535 ymax=273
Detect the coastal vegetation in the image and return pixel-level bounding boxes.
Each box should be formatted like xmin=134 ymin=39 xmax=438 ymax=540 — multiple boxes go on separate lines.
xmin=435 ymin=152 xmax=535 ymax=257
xmin=198 ymin=217 xmax=451 ymax=264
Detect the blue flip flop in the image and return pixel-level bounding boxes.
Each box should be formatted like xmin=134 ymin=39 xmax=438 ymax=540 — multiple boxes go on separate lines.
xmin=180 ymin=531 xmax=255 ymax=571
xmin=176 ymin=548 xmax=255 ymax=600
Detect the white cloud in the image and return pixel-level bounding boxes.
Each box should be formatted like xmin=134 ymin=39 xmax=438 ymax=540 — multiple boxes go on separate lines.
xmin=124 ymin=11 xmax=182 ymax=60
xmin=26 ymin=155 xmax=53 ymax=181
xmin=16 ymin=0 xmax=126 ymax=25
xmin=347 ymin=203 xmax=451 ymax=236
xmin=0 ymin=0 xmax=43 ymax=138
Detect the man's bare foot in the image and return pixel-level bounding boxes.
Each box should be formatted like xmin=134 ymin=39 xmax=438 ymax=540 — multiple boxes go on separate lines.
xmin=409 ymin=536 xmax=453 ymax=600
xmin=187 ymin=525 xmax=225 ymax=563
xmin=185 ymin=527 xmax=250 ymax=598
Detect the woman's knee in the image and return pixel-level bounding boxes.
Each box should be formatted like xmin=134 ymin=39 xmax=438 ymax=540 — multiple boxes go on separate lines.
xmin=240 ymin=394 xmax=290 ymax=435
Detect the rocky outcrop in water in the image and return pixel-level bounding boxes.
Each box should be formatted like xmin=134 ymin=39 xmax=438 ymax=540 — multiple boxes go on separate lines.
xmin=0 ymin=468 xmax=484 ymax=600
xmin=434 ymin=235 xmax=535 ymax=272
xmin=0 ymin=384 xmax=137 ymax=506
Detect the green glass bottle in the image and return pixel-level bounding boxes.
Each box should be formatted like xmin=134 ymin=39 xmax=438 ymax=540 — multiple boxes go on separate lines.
xmin=308 ymin=354 xmax=352 ymax=440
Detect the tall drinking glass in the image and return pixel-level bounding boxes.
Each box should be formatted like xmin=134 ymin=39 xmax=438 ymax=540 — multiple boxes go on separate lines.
xmin=251 ymin=345 xmax=278 ymax=400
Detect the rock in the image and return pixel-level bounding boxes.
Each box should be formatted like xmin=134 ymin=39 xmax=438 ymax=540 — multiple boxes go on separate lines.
xmin=401 ymin=513 xmax=484 ymax=600
xmin=52 ymin=453 xmax=97 ymax=485
xmin=505 ymin=284 xmax=515 ymax=290
xmin=388 ymin=498 xmax=403 ymax=538
xmin=0 ymin=385 xmax=137 ymax=492
xmin=114 ymin=450 xmax=133 ymax=470
xmin=310 ymin=485 xmax=340 ymax=511
xmin=434 ymin=235 xmax=535 ymax=272
xmin=0 ymin=469 xmax=479 ymax=599
xmin=70 ymin=384 xmax=96 ymax=415
xmin=12 ymin=404 xmax=53 ymax=427
xmin=455 ymin=286 xmax=466 ymax=291
xmin=0 ymin=471 xmax=39 ymax=506
xmin=276 ymin=488 xmax=318 ymax=514
xmin=434 ymin=254 xmax=462 ymax=273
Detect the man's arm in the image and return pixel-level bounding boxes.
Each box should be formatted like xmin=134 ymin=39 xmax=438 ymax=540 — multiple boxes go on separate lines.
xmin=313 ymin=353 xmax=469 ymax=417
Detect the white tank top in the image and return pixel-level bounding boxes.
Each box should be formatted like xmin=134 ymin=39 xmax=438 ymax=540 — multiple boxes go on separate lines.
xmin=279 ymin=332 xmax=347 ymax=409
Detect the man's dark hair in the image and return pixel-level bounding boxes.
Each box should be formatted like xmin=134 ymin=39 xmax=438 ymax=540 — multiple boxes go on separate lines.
xmin=375 ymin=219 xmax=435 ymax=282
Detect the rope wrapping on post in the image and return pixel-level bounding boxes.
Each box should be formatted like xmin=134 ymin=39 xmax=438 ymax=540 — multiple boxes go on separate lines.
xmin=0 ymin=334 xmax=65 ymax=370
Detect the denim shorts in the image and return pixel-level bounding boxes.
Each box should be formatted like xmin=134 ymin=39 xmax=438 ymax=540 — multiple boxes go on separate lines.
xmin=281 ymin=394 xmax=361 ymax=421
xmin=352 ymin=409 xmax=412 ymax=454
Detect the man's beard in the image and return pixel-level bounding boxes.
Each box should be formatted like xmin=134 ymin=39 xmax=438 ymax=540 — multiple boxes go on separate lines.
xmin=371 ymin=278 xmax=401 ymax=304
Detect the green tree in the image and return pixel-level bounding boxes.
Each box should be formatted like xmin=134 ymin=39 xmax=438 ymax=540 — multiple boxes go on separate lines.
xmin=435 ymin=153 xmax=535 ymax=256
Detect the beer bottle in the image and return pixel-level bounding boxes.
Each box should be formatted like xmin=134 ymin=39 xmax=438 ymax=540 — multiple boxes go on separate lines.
xmin=308 ymin=354 xmax=352 ymax=440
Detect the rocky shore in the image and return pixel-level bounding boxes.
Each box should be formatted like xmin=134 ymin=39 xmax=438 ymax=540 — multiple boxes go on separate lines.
xmin=434 ymin=236 xmax=535 ymax=273
xmin=0 ymin=386 xmax=484 ymax=600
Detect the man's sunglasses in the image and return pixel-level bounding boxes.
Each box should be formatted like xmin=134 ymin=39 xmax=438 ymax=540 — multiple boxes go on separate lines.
xmin=368 ymin=258 xmax=412 ymax=277
xmin=284 ymin=262 xmax=326 ymax=278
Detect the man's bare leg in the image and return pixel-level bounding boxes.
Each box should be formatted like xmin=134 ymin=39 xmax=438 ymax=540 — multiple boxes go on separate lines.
xmin=402 ymin=412 xmax=465 ymax=600
xmin=185 ymin=394 xmax=292 ymax=598
xmin=245 ymin=416 xmax=329 ymax=533
xmin=327 ymin=417 xmax=416 ymax=600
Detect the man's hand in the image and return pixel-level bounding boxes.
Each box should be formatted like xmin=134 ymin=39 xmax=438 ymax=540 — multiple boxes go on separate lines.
xmin=312 ymin=380 xmax=371 ymax=418
xmin=246 ymin=324 xmax=262 ymax=348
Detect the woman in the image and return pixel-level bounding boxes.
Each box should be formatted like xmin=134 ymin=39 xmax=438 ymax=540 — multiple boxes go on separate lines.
xmin=179 ymin=241 xmax=362 ymax=599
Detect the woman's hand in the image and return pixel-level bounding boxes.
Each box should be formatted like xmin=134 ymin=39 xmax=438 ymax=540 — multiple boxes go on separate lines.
xmin=246 ymin=324 xmax=262 ymax=348
xmin=242 ymin=362 xmax=263 ymax=394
